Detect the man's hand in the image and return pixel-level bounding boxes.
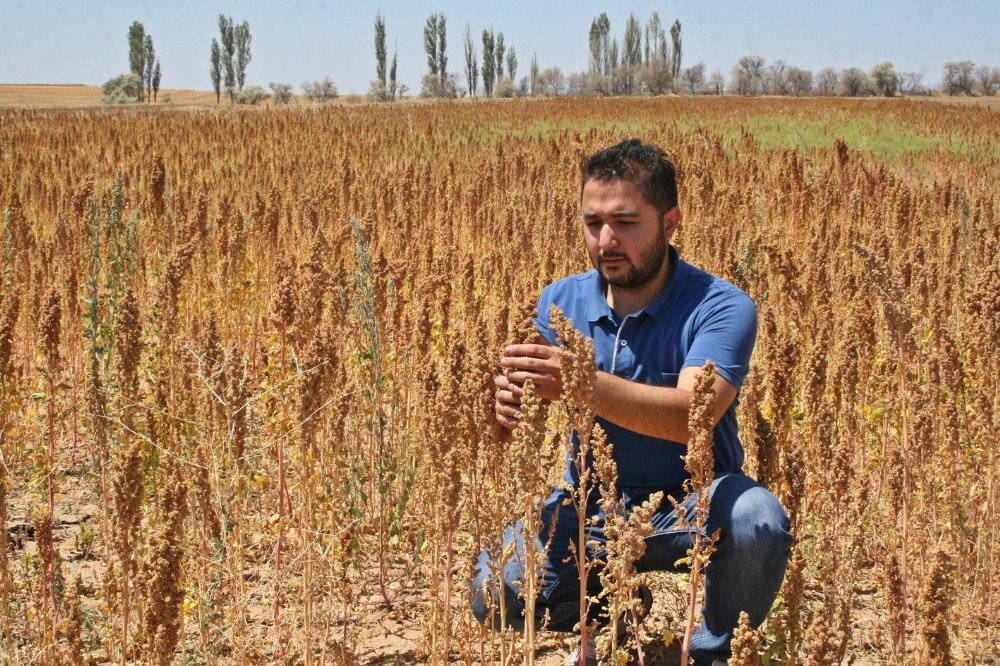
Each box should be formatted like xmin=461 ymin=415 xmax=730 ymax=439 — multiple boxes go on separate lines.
xmin=500 ymin=344 xmax=563 ymax=401
xmin=493 ymin=338 xmax=559 ymax=430
xmin=493 ymin=373 xmax=521 ymax=430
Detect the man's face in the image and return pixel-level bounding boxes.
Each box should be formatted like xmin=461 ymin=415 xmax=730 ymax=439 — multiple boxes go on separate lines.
xmin=581 ymin=178 xmax=679 ymax=290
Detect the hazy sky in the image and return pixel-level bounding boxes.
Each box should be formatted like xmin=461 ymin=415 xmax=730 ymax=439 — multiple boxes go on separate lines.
xmin=2 ymin=0 xmax=998 ymax=95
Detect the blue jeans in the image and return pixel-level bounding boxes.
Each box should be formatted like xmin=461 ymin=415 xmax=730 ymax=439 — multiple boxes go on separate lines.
xmin=470 ymin=472 xmax=792 ymax=665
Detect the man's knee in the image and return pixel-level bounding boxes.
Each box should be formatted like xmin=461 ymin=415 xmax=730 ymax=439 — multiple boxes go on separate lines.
xmin=712 ymin=474 xmax=792 ymax=557
xmin=722 ymin=481 xmax=793 ymax=556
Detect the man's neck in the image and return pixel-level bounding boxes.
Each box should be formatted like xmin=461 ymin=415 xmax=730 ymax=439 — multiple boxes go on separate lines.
xmin=606 ymin=250 xmax=675 ymax=318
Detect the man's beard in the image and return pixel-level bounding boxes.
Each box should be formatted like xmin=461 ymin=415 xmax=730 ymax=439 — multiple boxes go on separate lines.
xmin=598 ymin=227 xmax=668 ymax=290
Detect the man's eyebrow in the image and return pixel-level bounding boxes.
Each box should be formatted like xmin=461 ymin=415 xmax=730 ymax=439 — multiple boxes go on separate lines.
xmin=582 ymin=210 xmax=640 ymax=218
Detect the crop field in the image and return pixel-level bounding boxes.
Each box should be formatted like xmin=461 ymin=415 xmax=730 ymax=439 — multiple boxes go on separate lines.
xmin=0 ymin=97 xmax=997 ymax=664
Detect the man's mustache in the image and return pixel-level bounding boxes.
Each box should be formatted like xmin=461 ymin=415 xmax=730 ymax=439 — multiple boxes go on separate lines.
xmin=600 ymin=252 xmax=628 ymax=260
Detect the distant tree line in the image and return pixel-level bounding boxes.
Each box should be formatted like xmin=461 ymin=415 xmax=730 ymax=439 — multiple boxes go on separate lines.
xmin=404 ymin=11 xmax=684 ymax=100
xmin=394 ymin=10 xmax=998 ymax=101
xmin=719 ymin=58 xmax=1000 ymax=98
xmin=102 ymin=13 xmax=1000 ymax=106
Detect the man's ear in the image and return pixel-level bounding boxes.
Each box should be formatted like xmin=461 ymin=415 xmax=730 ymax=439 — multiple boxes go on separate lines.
xmin=663 ymin=206 xmax=681 ymax=240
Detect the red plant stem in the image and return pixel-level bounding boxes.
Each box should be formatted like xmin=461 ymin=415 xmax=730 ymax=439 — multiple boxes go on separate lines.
xmin=274 ymin=326 xmax=287 ymax=659
xmin=272 ymin=538 xmax=284 ymax=659
xmin=897 ymin=337 xmax=910 ymax=608
xmin=987 ymin=474 xmax=996 ymax=624
xmin=681 ymin=532 xmax=704 ymax=666
xmin=71 ymin=359 xmax=79 ymax=463
xmin=443 ymin=527 xmax=454 ymax=658
xmin=632 ymin=602 xmax=647 ymax=666
xmin=121 ymin=567 xmax=130 ymax=665
xmin=576 ymin=472 xmax=589 ymax=666
xmin=343 ymin=591 xmax=349 ymax=660
xmin=46 ymin=375 xmax=58 ymax=643
xmin=378 ymin=489 xmax=391 ymax=605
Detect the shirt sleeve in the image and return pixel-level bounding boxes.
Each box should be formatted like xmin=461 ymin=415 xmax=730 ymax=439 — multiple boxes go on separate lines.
xmin=531 ymin=285 xmax=561 ymax=346
xmin=681 ymin=290 xmax=758 ymax=390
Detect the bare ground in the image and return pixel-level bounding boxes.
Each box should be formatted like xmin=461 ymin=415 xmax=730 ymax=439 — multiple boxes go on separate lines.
xmin=0 ymin=466 xmax=890 ymax=665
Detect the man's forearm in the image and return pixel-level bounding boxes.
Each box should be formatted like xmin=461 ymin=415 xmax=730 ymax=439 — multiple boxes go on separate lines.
xmin=499 ymin=343 xmax=735 ymax=442
xmin=593 ymin=371 xmax=692 ymax=444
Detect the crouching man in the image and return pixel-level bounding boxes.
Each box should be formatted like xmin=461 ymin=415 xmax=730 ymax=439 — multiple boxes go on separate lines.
xmin=471 ymin=139 xmax=792 ymax=666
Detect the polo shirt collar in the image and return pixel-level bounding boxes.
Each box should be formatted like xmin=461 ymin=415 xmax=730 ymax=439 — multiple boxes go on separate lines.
xmin=645 ymin=244 xmax=687 ymax=321
xmin=585 ymin=244 xmax=687 ymax=324
xmin=585 ymin=273 xmax=615 ymax=323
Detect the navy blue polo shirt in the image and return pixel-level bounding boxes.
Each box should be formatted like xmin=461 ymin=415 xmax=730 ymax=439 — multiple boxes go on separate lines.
xmin=532 ymin=244 xmax=758 ymax=490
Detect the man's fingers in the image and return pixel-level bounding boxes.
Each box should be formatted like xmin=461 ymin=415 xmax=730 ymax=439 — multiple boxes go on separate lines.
xmin=501 ymin=355 xmax=548 ymax=371
xmin=495 ymin=388 xmax=520 ymax=405
xmin=496 ymin=414 xmax=518 ymax=430
xmin=503 ymin=344 xmax=555 ymax=359
xmin=496 ymin=402 xmax=520 ymax=418
xmin=505 ymin=370 xmax=551 ymax=386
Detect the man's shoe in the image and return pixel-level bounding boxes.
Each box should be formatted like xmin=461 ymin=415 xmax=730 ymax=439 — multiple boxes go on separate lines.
xmin=563 ymin=585 xmax=654 ymax=666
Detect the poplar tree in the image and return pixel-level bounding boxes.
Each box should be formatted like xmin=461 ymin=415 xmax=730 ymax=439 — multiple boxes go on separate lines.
xmin=588 ymin=20 xmax=601 ymax=75
xmin=374 ymin=12 xmax=387 ymax=89
xmin=210 ymin=39 xmax=222 ymax=104
xmin=436 ymin=14 xmax=447 ymax=86
xmin=530 ymin=51 xmax=539 ymax=95
xmin=670 ymin=19 xmax=683 ymax=78
xmin=372 ymin=14 xmax=400 ymax=101
xmin=463 ymin=24 xmax=479 ymax=97
xmin=389 ymin=46 xmax=398 ymax=100
xmin=596 ymin=13 xmax=611 ymax=76
xmin=234 ymin=21 xmax=252 ymax=92
xmin=218 ymin=15 xmax=236 ymax=102
xmin=623 ymin=13 xmax=641 ymax=93
xmin=481 ymin=29 xmax=496 ymax=97
xmin=143 ymin=35 xmax=155 ymax=102
xmin=644 ymin=12 xmax=665 ymax=65
xmin=152 ymin=60 xmax=161 ymax=102
xmin=495 ymin=32 xmax=505 ymax=80
xmin=424 ymin=14 xmax=440 ymax=81
xmin=128 ymin=22 xmax=146 ymax=102
xmin=506 ymin=47 xmax=518 ymax=83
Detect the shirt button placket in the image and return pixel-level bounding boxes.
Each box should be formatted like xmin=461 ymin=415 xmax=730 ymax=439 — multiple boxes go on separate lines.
xmin=619 ymin=337 xmax=632 ymax=375
xmin=611 ymin=315 xmax=635 ymax=376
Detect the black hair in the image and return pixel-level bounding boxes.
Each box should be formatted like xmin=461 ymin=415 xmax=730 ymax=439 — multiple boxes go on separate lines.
xmin=580 ymin=138 xmax=679 ymax=214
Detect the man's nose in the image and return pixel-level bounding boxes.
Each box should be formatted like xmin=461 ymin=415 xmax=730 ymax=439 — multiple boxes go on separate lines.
xmin=599 ymin=223 xmax=619 ymax=249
